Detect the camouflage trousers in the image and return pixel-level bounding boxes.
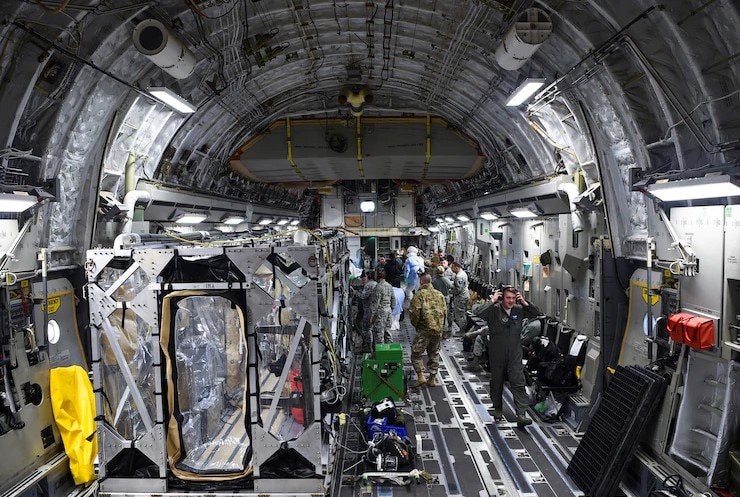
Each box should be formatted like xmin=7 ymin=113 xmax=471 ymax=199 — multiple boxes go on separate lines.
xmin=473 ymin=333 xmax=487 ymax=357
xmin=450 ymin=295 xmax=468 ymax=333
xmin=361 ymin=314 xmax=373 ymax=352
xmin=411 ymin=330 xmax=443 ymax=375
xmin=443 ymin=295 xmax=451 ymax=331
xmin=371 ymin=309 xmax=392 ymax=347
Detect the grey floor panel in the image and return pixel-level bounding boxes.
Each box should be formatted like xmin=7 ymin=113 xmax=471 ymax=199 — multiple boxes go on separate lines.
xmin=533 ymin=482 xmax=560 ymax=497
xmin=428 ymin=487 xmax=451 ymax=497
xmin=464 ymin=423 xmax=482 ymax=442
xmin=429 ymin=424 xmax=461 ymax=494
xmin=336 ymin=317 xmax=586 ymax=496
xmin=427 ymin=386 xmax=453 ymax=424
xmin=487 ymin=423 xmax=536 ymax=493
xmin=443 ymin=427 xmax=485 ymax=497
xmin=421 ymin=460 xmax=441 ymax=474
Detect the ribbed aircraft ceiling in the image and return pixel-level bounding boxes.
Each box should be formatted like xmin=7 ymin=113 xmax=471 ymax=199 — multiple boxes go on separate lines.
xmin=0 ymin=0 xmax=737 ymax=238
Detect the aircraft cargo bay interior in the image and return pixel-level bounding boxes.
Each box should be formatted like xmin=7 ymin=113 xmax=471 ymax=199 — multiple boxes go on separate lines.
xmin=0 ymin=1 xmax=738 ymax=496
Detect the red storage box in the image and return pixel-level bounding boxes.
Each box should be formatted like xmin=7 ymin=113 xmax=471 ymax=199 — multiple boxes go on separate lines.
xmin=667 ymin=312 xmax=715 ymax=350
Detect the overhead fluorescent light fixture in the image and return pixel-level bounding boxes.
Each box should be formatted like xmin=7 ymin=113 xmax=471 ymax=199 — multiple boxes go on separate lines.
xmin=290 ymin=219 xmax=300 ymax=226
xmin=642 ymin=174 xmax=740 ymax=202
xmin=435 ymin=217 xmax=446 ymax=224
xmin=505 ymin=78 xmax=546 ymax=107
xmin=456 ymin=214 xmax=471 ymax=222
xmin=443 ymin=216 xmax=455 ymax=223
xmin=0 ymin=193 xmax=38 ymax=213
xmin=428 ymin=226 xmax=440 ymax=233
xmin=147 ymin=87 xmax=197 ymax=114
xmin=276 ymin=219 xmax=290 ymax=226
xmin=174 ymin=212 xmax=208 ymax=224
xmin=480 ymin=211 xmax=498 ymax=220
xmin=221 ymin=215 xmax=245 ymax=225
xmin=258 ymin=217 xmax=274 ymax=225
xmin=509 ymin=205 xmax=540 ymax=218
xmin=360 ymin=200 xmax=376 ymax=212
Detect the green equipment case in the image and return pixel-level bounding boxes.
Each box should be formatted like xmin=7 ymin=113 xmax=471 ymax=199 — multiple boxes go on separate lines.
xmin=361 ymin=343 xmax=405 ymax=402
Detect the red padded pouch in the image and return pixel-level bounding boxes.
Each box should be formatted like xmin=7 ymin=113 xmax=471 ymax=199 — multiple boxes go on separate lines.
xmin=667 ymin=312 xmax=715 ymax=350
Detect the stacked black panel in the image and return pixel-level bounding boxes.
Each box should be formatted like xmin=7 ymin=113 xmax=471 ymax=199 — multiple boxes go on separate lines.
xmin=566 ymin=366 xmax=667 ymax=497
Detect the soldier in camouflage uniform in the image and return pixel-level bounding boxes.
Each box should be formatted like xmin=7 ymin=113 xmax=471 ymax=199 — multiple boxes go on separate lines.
xmin=370 ymin=268 xmax=394 ymax=348
xmin=432 ymin=265 xmax=453 ymax=336
xmin=358 ymin=270 xmax=377 ymax=352
xmin=409 ymin=273 xmax=448 ymax=387
xmin=449 ymin=261 xmax=470 ymax=335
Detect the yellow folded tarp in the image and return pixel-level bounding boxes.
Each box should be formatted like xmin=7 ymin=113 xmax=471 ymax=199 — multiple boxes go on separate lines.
xmin=50 ymin=365 xmax=97 ymax=485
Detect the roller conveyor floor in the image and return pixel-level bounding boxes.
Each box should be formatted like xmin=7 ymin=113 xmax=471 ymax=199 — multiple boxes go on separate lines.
xmin=334 ymin=318 xmax=590 ymax=497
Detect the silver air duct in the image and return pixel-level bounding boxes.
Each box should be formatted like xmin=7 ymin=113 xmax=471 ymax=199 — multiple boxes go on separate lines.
xmin=494 ymin=8 xmax=552 ymax=71
xmin=557 ymin=182 xmax=585 ymax=233
xmin=122 ymin=190 xmax=152 ymax=234
xmin=133 ymin=19 xmax=196 ymax=79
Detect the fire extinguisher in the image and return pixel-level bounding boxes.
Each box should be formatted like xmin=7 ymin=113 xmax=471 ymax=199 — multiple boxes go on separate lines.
xmin=288 ymin=368 xmax=304 ymax=425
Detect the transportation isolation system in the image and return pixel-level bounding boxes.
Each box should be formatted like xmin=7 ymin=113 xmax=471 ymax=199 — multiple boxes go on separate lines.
xmin=0 ymin=1 xmax=738 ymax=497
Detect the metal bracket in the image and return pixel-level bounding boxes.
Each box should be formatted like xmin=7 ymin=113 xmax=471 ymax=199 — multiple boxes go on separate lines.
xmin=289 ymin=281 xmax=320 ymax=328
xmin=226 ymin=246 xmax=272 ymax=280
xmin=657 ymin=207 xmax=698 ymax=276
xmin=99 ymin=423 xmax=130 ymax=477
xmin=130 ymin=287 xmax=158 ymax=327
xmin=133 ymin=249 xmax=174 ymax=280
xmin=87 ymin=283 xmax=117 ymax=326
xmin=85 ymin=250 xmax=115 ymax=281
xmin=135 ymin=426 xmax=166 ymax=474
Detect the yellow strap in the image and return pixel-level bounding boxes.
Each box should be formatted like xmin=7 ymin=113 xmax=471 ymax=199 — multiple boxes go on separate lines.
xmin=285 ymin=117 xmax=306 ymax=180
xmin=356 ymin=115 xmax=365 ymax=178
xmin=422 ymin=113 xmax=431 ymax=179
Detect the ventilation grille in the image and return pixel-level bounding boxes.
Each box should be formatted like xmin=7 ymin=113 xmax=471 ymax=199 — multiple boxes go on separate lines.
xmin=566 ymin=366 xmax=666 ymax=497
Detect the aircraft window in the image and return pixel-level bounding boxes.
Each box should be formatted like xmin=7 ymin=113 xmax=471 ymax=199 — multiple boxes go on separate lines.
xmin=47 ymin=319 xmax=60 ymax=345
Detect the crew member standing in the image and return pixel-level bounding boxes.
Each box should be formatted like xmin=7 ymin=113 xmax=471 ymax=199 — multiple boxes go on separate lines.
xmin=384 ymin=252 xmax=403 ymax=288
xmin=403 ymin=246 xmax=425 ymax=307
xmin=479 ymin=286 xmax=541 ymax=428
xmin=369 ymin=268 xmax=394 ymax=347
xmin=449 ymin=261 xmax=470 ymax=334
xmin=409 ymin=273 xmax=447 ymax=388
xmin=357 ymin=270 xmax=376 ymax=353
xmin=432 ymin=266 xmax=453 ymax=336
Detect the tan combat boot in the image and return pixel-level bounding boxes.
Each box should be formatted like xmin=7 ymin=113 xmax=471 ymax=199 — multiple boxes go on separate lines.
xmin=426 ymin=373 xmax=437 ymax=387
xmin=412 ymin=373 xmax=427 ymax=388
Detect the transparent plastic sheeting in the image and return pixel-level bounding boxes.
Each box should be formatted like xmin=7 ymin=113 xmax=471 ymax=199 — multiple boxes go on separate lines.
xmin=102 ymin=95 xmax=182 ymax=196
xmin=98 ymin=267 xmax=155 ymax=438
xmin=256 ymin=322 xmax=313 ymax=441
xmin=669 ymin=351 xmax=738 ymax=487
xmin=252 ymin=251 xmax=310 ymax=299
xmin=47 ymin=71 xmax=123 ymax=250
xmin=174 ymin=296 xmax=248 ymax=473
xmin=241 ymin=249 xmax=316 ymax=440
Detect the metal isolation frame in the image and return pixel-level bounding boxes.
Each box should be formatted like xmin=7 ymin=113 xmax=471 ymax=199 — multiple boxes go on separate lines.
xmin=86 ymin=231 xmax=350 ymax=496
